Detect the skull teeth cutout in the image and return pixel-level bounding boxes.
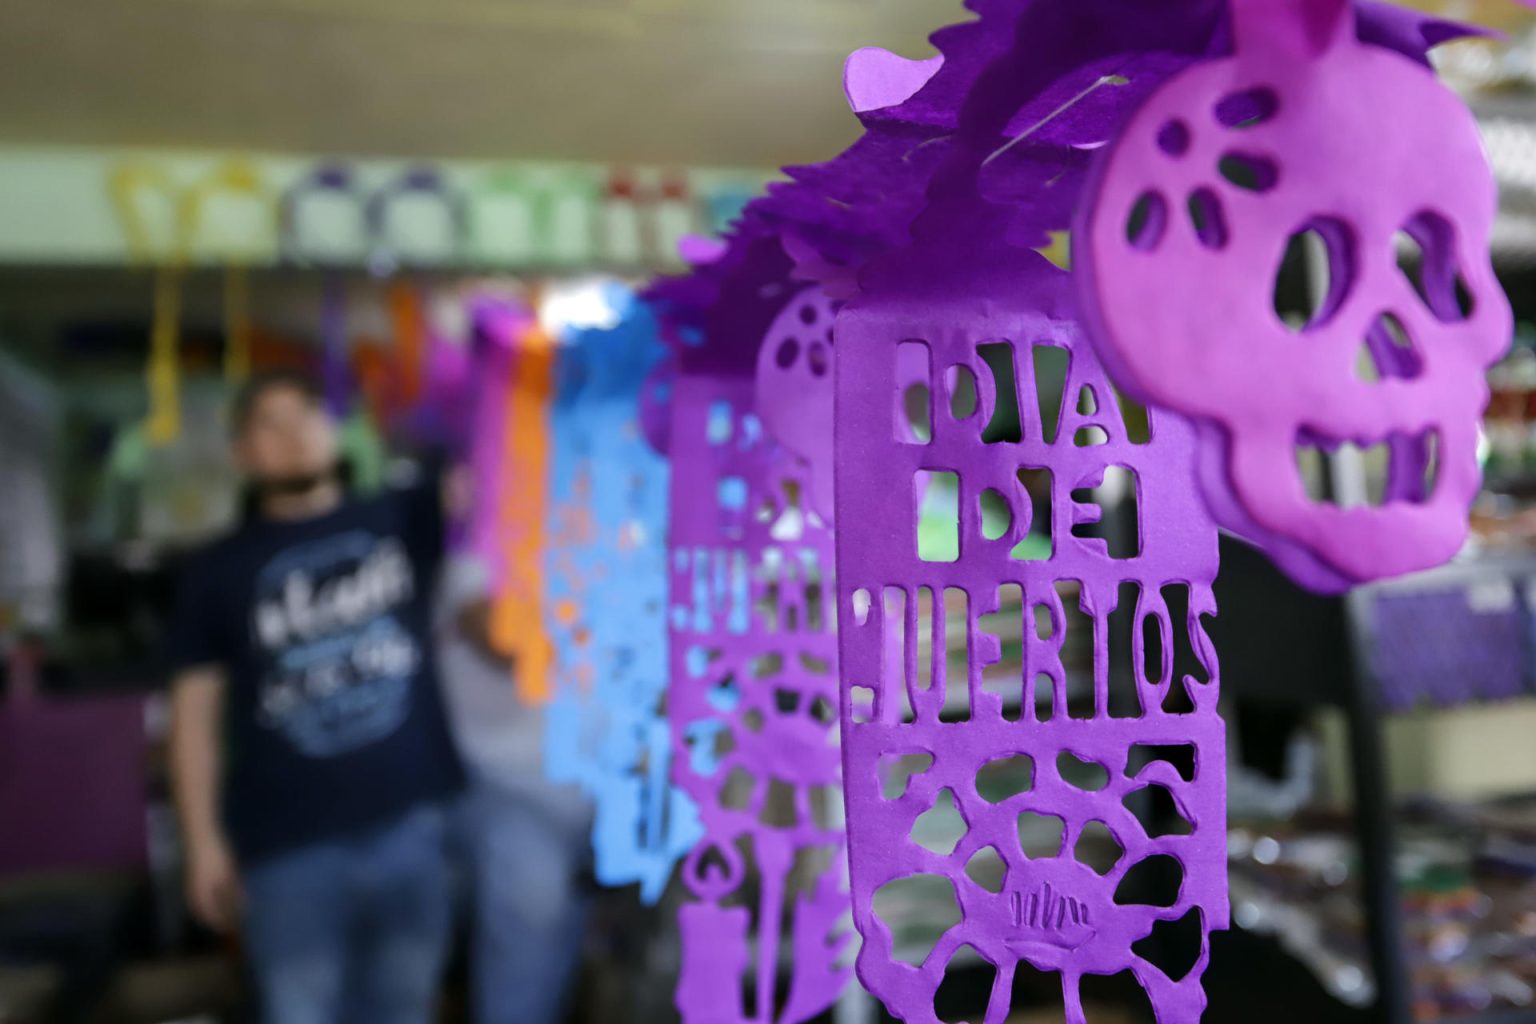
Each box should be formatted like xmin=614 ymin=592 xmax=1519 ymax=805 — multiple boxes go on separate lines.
xmin=1077 ymin=0 xmax=1511 ymax=590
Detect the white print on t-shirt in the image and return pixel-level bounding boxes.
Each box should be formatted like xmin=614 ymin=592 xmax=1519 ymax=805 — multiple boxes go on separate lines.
xmin=253 ymin=538 xmax=413 ymax=649
xmin=251 ymin=531 xmax=422 ymax=758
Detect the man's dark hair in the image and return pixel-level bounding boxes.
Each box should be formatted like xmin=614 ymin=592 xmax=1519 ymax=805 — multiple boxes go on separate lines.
xmin=230 ymin=368 xmax=326 ymax=437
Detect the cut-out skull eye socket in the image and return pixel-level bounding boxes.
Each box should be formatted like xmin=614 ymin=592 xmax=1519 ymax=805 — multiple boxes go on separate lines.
xmin=1395 ymin=210 xmax=1475 ymax=324
xmin=774 ymin=337 xmax=800 ymax=369
xmin=1126 ymin=191 xmax=1168 ymax=251
xmin=1157 ymin=119 xmax=1191 ymax=156
xmin=1218 ymin=151 xmax=1279 ymax=193
xmin=1214 ymin=85 xmax=1279 ymax=129
xmin=1187 ymin=188 xmax=1228 ymax=250
xmin=1274 ymin=216 xmax=1356 ymax=332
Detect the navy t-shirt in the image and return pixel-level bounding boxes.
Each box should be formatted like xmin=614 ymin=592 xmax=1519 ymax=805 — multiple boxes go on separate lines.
xmin=168 ymin=477 xmax=464 ymax=864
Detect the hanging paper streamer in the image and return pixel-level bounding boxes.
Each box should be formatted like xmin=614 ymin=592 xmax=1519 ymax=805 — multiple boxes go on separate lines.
xmin=639 ymin=3 xmax=1495 ymax=1019
xmin=665 ymin=254 xmax=851 ymax=1024
xmin=319 ymin=273 xmax=351 ymax=416
xmin=485 ymin=304 xmax=557 ymax=704
xmin=320 ymin=271 xmax=355 ymax=420
xmin=463 ymin=298 xmax=519 ymax=563
xmin=140 ymin=227 xmax=178 ymax=451
xmin=110 ymin=162 xmax=179 ymax=262
xmin=172 ymin=161 xmax=268 ymax=439
xmin=280 ymin=165 xmax=397 ymax=492
xmin=384 ymin=284 xmax=474 ymax=451
xmin=836 ymin=239 xmax=1226 ymax=1024
xmin=419 ymin=318 xmax=474 ymax=452
xmin=223 ymin=265 xmax=253 ymax=384
xmin=370 ymin=170 xmax=473 ymax=448
xmin=111 ymin=163 xmax=183 ymax=447
xmin=143 ymin=265 xmax=183 ymax=446
xmin=544 ymin=321 xmax=600 ymax=766
xmin=112 ymin=159 xmax=274 ymax=445
xmin=542 ymin=290 xmax=702 ymax=903
xmin=823 ymin=5 xmax=1242 ymax=1021
xmin=388 ymin=282 xmax=430 ymax=412
xmin=639 ymin=350 xmax=678 ymax=459
xmin=281 ymin=164 xmax=367 ymax=416
xmin=1076 ymin=0 xmax=1512 ymax=591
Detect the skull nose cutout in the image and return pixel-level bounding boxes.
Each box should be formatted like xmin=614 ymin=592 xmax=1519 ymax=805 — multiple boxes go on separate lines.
xmin=1356 ymin=313 xmax=1423 ymax=383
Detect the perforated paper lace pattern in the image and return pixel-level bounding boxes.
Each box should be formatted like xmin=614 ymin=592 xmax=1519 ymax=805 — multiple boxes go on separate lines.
xmin=668 ymin=371 xmax=851 ymax=1024
xmin=835 ymin=252 xmax=1226 ymax=1024
xmin=544 ymin=304 xmax=701 ymax=902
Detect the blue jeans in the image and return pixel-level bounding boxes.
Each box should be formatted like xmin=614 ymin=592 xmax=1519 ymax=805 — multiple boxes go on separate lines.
xmin=241 ymin=803 xmax=454 ymax=1024
xmin=459 ymin=784 xmax=588 ymax=1024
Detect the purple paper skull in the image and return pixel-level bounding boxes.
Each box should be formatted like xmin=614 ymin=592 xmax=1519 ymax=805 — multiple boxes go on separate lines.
xmin=1077 ymin=0 xmax=1511 ymax=590
xmin=755 ymin=287 xmax=841 ymax=525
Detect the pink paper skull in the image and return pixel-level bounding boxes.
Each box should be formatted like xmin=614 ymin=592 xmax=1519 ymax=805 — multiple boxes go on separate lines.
xmin=755 ymin=288 xmax=840 ymax=524
xmin=1077 ymin=0 xmax=1511 ymax=590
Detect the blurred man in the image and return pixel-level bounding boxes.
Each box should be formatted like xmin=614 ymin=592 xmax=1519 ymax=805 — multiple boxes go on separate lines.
xmin=167 ymin=369 xmax=463 ymax=1024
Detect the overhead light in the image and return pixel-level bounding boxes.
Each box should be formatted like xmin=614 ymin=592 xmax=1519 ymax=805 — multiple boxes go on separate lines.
xmin=540 ymin=277 xmax=627 ymax=338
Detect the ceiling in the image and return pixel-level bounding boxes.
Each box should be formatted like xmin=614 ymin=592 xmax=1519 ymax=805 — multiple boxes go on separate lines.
xmin=0 ymin=0 xmax=941 ymax=168
xmin=0 ymin=0 xmax=1530 ymax=170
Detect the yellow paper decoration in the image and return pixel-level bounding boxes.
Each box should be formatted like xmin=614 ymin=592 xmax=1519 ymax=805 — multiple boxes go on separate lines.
xmin=110 ymin=159 xmax=271 ymax=445
xmin=223 ymin=264 xmax=252 ymax=384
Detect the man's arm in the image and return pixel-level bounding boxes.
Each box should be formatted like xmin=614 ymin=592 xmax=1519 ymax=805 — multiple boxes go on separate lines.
xmin=169 ymin=666 xmax=242 ymax=933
